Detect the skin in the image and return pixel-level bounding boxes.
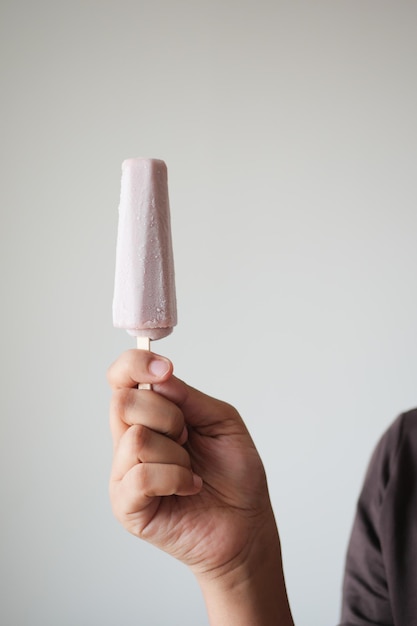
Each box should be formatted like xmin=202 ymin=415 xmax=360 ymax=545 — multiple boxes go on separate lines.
xmin=108 ymin=349 xmax=294 ymax=626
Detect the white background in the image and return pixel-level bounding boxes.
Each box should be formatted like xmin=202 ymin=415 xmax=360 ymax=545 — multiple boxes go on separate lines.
xmin=1 ymin=1 xmax=417 ymax=624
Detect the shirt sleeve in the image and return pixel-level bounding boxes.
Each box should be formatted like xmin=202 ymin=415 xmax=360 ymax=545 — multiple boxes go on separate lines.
xmin=338 ymin=414 xmax=405 ymax=626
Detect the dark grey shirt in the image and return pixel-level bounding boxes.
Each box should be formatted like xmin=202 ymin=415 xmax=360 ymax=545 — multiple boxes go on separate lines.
xmin=340 ymin=409 xmax=417 ymax=625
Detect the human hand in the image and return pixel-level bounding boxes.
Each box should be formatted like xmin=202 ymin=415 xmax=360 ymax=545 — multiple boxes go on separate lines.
xmin=108 ymin=349 xmax=273 ymax=575
xmin=108 ymin=349 xmax=294 ymax=625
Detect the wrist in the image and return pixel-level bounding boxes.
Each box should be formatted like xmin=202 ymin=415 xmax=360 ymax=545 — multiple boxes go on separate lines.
xmin=196 ymin=517 xmax=294 ymax=626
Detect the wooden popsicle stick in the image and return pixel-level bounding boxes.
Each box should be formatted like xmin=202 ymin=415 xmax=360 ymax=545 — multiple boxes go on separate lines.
xmin=136 ymin=336 xmax=152 ymax=390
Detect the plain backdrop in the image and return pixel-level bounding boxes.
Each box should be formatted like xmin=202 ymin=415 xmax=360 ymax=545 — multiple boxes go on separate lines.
xmin=1 ymin=1 xmax=417 ymax=624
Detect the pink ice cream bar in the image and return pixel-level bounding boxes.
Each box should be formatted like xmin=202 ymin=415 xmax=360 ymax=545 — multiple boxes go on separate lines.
xmin=112 ymin=158 xmax=177 ymax=341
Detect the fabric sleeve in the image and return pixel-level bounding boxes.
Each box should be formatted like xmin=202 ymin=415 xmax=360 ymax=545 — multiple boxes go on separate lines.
xmin=338 ymin=414 xmax=405 ymax=626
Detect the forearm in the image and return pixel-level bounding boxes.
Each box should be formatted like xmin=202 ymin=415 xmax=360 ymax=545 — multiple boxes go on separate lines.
xmin=197 ymin=520 xmax=294 ymax=626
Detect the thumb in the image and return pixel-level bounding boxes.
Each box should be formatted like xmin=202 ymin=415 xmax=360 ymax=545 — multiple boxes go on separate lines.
xmin=153 ymin=375 xmax=247 ymax=434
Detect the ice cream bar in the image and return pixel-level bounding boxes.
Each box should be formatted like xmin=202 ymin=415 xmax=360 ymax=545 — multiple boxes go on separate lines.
xmin=112 ymin=158 xmax=177 ymax=343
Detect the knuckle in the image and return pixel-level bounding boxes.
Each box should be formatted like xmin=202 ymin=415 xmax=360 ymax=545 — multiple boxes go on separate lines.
xmin=220 ymin=399 xmax=239 ymax=417
xmin=110 ymin=388 xmax=133 ymax=423
xmin=217 ymin=399 xmax=242 ymax=424
xmin=106 ymin=349 xmax=149 ymax=389
xmin=166 ymin=404 xmax=185 ymax=438
xmin=125 ymin=347 xmax=150 ymax=371
xmin=132 ymin=462 xmax=151 ymax=492
xmin=129 ymin=423 xmax=149 ymax=453
xmin=106 ymin=350 xmax=135 ymax=385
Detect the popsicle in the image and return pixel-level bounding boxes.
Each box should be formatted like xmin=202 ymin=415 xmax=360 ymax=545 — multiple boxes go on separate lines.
xmin=112 ymin=158 xmax=177 ymax=385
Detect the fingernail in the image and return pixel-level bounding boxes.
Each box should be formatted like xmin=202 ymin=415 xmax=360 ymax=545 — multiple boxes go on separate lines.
xmin=148 ymin=357 xmax=170 ymax=378
xmin=193 ymin=474 xmax=203 ymax=490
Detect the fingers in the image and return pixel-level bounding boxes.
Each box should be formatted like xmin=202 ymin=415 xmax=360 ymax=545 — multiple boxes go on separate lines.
xmin=111 ymin=423 xmax=191 ymax=482
xmin=124 ymin=463 xmax=202 ymax=500
xmin=110 ymin=386 xmax=187 ymax=446
xmin=153 ymin=376 xmax=248 ymax=436
xmin=109 ymin=349 xmax=185 ymax=446
xmin=108 ymin=348 xmax=248 ymax=438
xmin=111 ymin=463 xmax=203 ymax=525
xmin=108 ymin=350 xmax=202 ymax=523
xmin=110 ymin=425 xmax=202 ymax=523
